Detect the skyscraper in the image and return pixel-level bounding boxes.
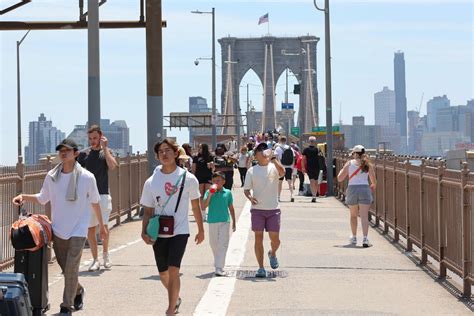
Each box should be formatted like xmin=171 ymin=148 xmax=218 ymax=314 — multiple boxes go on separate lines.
xmin=394 ymin=51 xmax=407 ymax=138
xmin=25 ymin=113 xmax=65 ymax=165
xmin=189 ymin=97 xmax=212 ymax=144
xmin=426 ymin=95 xmax=450 ymax=132
xmin=374 ymin=86 xmax=396 ymax=127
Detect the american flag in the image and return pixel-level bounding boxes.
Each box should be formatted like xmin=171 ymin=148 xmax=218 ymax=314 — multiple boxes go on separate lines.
xmin=258 ymin=13 xmax=269 ymax=25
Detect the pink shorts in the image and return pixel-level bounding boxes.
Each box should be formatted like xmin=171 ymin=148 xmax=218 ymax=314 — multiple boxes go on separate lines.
xmin=251 ymin=209 xmax=281 ymax=232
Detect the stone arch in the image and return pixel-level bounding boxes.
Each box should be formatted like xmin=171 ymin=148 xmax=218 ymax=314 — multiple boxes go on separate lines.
xmin=219 ymin=35 xmax=319 ymax=135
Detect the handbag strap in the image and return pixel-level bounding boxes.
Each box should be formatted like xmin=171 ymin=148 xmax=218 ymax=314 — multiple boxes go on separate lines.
xmin=349 ymin=165 xmax=363 ymax=181
xmin=174 ymin=170 xmax=187 ymax=213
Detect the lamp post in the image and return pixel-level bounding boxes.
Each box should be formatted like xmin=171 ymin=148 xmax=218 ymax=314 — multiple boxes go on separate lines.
xmin=17 ymin=30 xmax=30 ymax=163
xmin=314 ymin=0 xmax=334 ymax=196
xmin=191 ymin=8 xmax=216 ymax=150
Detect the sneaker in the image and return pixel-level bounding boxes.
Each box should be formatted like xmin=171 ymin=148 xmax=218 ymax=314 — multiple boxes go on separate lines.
xmin=215 ymin=268 xmax=226 ymax=277
xmin=363 ymin=236 xmax=370 ymax=248
xmin=88 ymin=259 xmax=100 ymax=272
xmin=349 ymin=236 xmax=357 ymax=245
xmin=255 ymin=267 xmax=267 ymax=278
xmin=268 ymin=251 xmax=279 ymax=269
xmin=73 ymin=287 xmax=85 ymax=310
xmin=311 ymin=198 xmax=316 ymax=203
xmin=174 ymin=297 xmax=182 ymax=314
xmin=290 ymin=197 xmax=295 ymax=202
xmin=59 ymin=307 xmax=72 ymax=316
xmin=103 ymin=253 xmax=112 ymax=269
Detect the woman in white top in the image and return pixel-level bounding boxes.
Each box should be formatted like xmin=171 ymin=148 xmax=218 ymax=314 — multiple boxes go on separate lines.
xmin=337 ymin=145 xmax=376 ymax=247
xmin=237 ymin=146 xmax=250 ymax=187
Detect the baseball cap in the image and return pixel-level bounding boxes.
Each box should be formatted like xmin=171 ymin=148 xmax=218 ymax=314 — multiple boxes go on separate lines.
xmin=255 ymin=142 xmax=268 ymax=152
xmin=351 ymin=145 xmax=365 ymax=154
xmin=55 ymin=139 xmax=78 ymax=151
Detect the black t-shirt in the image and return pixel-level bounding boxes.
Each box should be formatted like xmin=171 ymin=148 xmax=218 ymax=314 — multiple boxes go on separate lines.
xmin=77 ymin=148 xmax=109 ymax=194
xmin=192 ymin=154 xmax=213 ymax=181
xmin=303 ymin=146 xmax=320 ymax=172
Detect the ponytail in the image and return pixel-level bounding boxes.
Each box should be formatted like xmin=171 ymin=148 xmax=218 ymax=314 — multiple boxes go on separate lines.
xmin=358 ymin=153 xmax=370 ymax=173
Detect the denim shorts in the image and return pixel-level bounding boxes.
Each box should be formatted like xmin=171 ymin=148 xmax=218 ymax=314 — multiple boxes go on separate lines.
xmin=346 ymin=185 xmax=373 ymax=206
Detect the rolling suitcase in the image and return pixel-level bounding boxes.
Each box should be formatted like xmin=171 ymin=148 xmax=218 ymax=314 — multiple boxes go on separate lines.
xmin=318 ymin=181 xmax=328 ymax=196
xmin=0 ymin=273 xmax=32 ymax=316
xmin=14 ymin=247 xmax=49 ymax=316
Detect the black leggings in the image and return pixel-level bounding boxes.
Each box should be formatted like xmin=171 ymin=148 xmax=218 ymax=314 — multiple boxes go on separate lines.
xmin=298 ymin=170 xmax=305 ymax=191
xmin=224 ymin=170 xmax=234 ymax=190
xmin=238 ymin=167 xmax=247 ymax=186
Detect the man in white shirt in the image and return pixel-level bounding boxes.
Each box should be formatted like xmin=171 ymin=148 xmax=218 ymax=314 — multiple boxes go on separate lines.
xmin=244 ymin=142 xmax=285 ymax=278
xmin=140 ymin=138 xmax=204 ymax=316
xmin=13 ymin=138 xmax=106 ymax=316
xmin=227 ymin=136 xmax=238 ymax=153
xmin=274 ymin=136 xmax=295 ymax=202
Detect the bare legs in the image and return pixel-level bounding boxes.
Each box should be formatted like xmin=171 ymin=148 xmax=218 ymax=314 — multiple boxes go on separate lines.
xmin=159 ymin=267 xmax=180 ymax=315
xmin=349 ymin=204 xmax=370 ymax=237
xmin=254 ymin=231 xmax=280 ymax=268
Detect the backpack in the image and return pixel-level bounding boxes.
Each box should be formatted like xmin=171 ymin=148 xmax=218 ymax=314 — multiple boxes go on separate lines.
xmin=281 ymin=147 xmax=294 ymax=165
xmin=11 ymin=213 xmax=52 ymax=251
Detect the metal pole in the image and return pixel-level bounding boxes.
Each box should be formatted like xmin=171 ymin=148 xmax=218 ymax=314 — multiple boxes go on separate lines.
xmin=324 ymin=0 xmax=334 ymax=196
xmin=211 ymin=7 xmax=217 ymax=150
xmin=146 ymin=0 xmax=164 ymax=174
xmin=314 ymin=0 xmax=334 ymax=196
xmin=246 ymin=84 xmax=249 ymax=135
xmin=16 ymin=41 xmax=21 ymax=161
xmin=88 ymin=0 xmax=101 ymax=127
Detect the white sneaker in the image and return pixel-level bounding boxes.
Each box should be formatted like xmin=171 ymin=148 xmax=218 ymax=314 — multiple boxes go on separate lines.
xmin=349 ymin=236 xmax=357 ymax=245
xmin=88 ymin=259 xmax=100 ymax=272
xmin=103 ymin=253 xmax=112 ymax=269
xmin=215 ymin=268 xmax=226 ymax=277
xmin=363 ymin=236 xmax=370 ymax=248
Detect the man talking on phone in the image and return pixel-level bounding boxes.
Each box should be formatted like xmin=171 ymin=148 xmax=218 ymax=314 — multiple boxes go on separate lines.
xmin=77 ymin=125 xmax=117 ymax=271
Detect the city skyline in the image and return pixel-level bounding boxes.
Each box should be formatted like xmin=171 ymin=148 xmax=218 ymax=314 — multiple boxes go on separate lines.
xmin=1 ymin=1 xmax=472 ymax=164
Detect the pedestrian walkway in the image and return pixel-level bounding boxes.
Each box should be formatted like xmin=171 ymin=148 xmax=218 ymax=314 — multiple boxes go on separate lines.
xmin=43 ymin=184 xmax=472 ymax=315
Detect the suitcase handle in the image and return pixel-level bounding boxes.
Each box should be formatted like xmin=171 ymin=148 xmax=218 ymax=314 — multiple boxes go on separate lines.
xmin=0 ymin=285 xmax=7 ymax=299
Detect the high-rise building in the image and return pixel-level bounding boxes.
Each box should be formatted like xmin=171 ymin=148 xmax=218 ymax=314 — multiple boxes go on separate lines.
xmin=426 ymin=95 xmax=450 ymax=132
xmin=340 ymin=116 xmax=381 ymax=150
xmin=436 ymin=105 xmax=471 ymax=139
xmin=67 ymin=119 xmax=131 ymax=157
xmin=25 ymin=113 xmax=66 ymax=165
xmin=407 ymin=110 xmax=423 ymax=154
xmin=189 ymin=97 xmax=212 ymax=144
xmin=394 ymin=51 xmax=407 ymax=138
xmin=374 ymin=86 xmax=396 ymax=128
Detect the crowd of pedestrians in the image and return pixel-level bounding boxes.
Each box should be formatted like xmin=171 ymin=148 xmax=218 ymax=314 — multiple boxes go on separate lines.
xmin=11 ymin=126 xmax=376 ymax=315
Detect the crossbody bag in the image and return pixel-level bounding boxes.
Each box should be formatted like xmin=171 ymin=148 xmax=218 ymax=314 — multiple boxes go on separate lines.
xmin=146 ymin=171 xmax=187 ymax=240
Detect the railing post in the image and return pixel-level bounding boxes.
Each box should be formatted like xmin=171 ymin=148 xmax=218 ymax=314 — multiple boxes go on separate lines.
xmin=438 ymin=161 xmax=447 ymax=278
xmin=15 ymin=157 xmax=24 ymax=217
xmin=420 ymin=159 xmax=427 ymax=264
xmin=461 ymin=162 xmax=471 ymax=297
xmin=405 ymin=157 xmax=412 ymax=251
xmin=115 ymin=155 xmax=121 ymax=226
xmin=127 ymin=152 xmax=132 ymax=220
xmin=136 ymin=151 xmax=141 ymax=217
xmin=383 ymin=156 xmax=389 ymax=234
xmin=393 ymin=157 xmax=399 ymax=242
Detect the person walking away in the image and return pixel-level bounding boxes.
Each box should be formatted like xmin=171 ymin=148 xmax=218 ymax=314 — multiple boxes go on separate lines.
xmin=274 ymin=136 xmax=295 ymax=202
xmin=203 ymin=172 xmax=236 ymax=276
xmin=302 ymin=137 xmax=323 ymax=203
xmin=337 ymin=145 xmax=376 ymax=247
xmin=293 ymin=146 xmax=305 ymax=194
xmin=77 ymin=125 xmax=117 ymax=271
xmin=192 ymin=143 xmax=214 ymax=221
xmin=237 ymin=146 xmax=250 ymax=187
xmin=244 ymin=142 xmax=285 ymax=278
xmin=181 ymin=143 xmax=194 ymax=171
xmin=12 ymin=138 xmax=107 ymax=316
xmin=227 ymin=136 xmax=238 ymax=154
xmin=213 ymin=144 xmax=237 ymax=190
xmin=140 ymin=138 xmax=204 ymax=316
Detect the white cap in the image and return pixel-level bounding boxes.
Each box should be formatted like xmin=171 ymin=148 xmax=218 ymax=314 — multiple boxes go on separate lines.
xmin=351 ymin=145 xmax=365 ymax=154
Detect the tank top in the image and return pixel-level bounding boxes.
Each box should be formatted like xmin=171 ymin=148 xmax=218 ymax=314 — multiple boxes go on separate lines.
xmin=348 ymin=160 xmax=369 ymax=186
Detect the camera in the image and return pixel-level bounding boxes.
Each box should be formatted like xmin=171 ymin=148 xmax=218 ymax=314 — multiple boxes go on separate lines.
xmin=194 ymin=59 xmax=199 ymax=66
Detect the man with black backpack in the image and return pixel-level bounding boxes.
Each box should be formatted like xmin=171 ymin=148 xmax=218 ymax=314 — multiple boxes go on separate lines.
xmin=275 ymin=136 xmax=295 ymax=202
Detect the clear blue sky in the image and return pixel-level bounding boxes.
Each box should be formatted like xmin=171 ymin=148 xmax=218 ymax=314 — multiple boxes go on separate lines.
xmin=1 ymin=0 xmax=472 ymax=165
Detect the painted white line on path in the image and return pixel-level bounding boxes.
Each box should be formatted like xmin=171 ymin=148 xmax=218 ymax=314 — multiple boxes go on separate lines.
xmin=193 ymin=201 xmax=252 ymax=316
xmin=48 ymin=238 xmax=142 ymax=287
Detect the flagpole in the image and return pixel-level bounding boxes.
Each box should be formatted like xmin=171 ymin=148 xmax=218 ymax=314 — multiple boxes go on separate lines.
xmin=267 ymin=20 xmax=270 ymax=35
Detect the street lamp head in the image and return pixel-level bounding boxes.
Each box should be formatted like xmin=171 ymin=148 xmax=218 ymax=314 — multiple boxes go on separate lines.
xmin=301 ymin=48 xmax=307 ymax=55
xmin=191 ymin=10 xmax=203 ymax=14
xmin=194 ymin=59 xmax=199 ymax=66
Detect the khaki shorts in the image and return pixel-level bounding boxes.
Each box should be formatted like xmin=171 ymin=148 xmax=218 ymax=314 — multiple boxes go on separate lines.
xmin=89 ymin=194 xmax=112 ymax=228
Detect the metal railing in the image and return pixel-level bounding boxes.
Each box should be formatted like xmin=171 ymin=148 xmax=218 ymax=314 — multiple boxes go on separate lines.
xmin=334 ymin=152 xmax=473 ymax=297
xmin=0 ymin=153 xmax=148 ymax=271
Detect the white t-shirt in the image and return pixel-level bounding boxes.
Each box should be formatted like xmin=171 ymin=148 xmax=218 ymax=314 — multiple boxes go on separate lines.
xmin=274 ymin=144 xmax=294 ymax=168
xmin=35 ymin=169 xmax=100 ymax=240
xmin=140 ymin=166 xmax=200 ymax=238
xmin=243 ymin=163 xmax=280 ymax=210
xmin=228 ymin=140 xmax=238 ymax=153
xmin=238 ymin=153 xmax=249 ymax=168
